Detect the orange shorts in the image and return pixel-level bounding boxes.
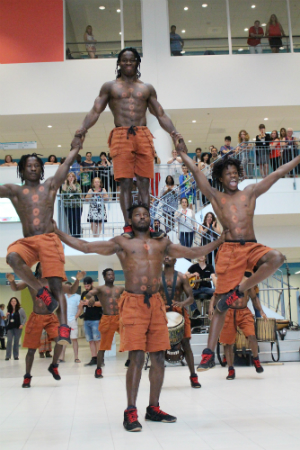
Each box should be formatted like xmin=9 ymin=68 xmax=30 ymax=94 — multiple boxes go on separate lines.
xmin=215 ymin=242 xmax=272 ymax=295
xmin=7 ymin=233 xmax=67 ymax=281
xmin=166 ymin=305 xmax=191 ymax=339
xmin=108 ymin=126 xmax=155 ymax=181
xmin=219 ymin=307 xmax=255 ymax=345
xmin=23 ymin=312 xmax=59 ymax=349
xmin=98 ymin=314 xmax=119 ymax=351
xmin=119 ymin=291 xmax=170 ymax=353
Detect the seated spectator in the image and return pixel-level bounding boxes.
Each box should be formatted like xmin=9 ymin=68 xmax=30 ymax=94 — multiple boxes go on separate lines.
xmin=151 ymin=150 xmax=161 ymax=197
xmin=84 ymin=25 xmax=97 ymax=59
xmin=198 ymin=212 xmax=221 ymax=265
xmin=179 ymin=164 xmax=195 ymax=208
xmin=167 ymin=149 xmax=182 ymax=183
xmin=266 ymin=14 xmax=285 ymax=53
xmin=248 ymin=20 xmax=264 ymax=54
xmin=175 ymin=197 xmax=195 ymax=250
xmin=45 ymin=154 xmax=59 ymax=165
xmin=1 ymin=155 xmax=17 ymax=167
xmin=256 ymin=124 xmax=271 ymax=178
xmin=170 ymin=25 xmax=184 ymax=56
xmin=160 ymin=175 xmax=178 ymax=232
xmin=70 ymin=154 xmax=82 ymax=183
xmin=269 ymin=130 xmax=281 ymax=172
xmin=220 ymin=136 xmax=234 ymax=156
xmin=193 ymin=148 xmax=202 ymax=165
xmin=61 ymin=172 xmax=82 ymax=238
xmin=86 ymin=177 xmax=108 ymax=237
xmin=186 ymin=255 xmax=216 ymax=314
xmin=236 ymin=130 xmax=254 ymax=178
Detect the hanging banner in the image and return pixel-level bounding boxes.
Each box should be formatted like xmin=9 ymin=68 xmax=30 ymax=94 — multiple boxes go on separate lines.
xmin=0 ymin=141 xmax=37 ymax=150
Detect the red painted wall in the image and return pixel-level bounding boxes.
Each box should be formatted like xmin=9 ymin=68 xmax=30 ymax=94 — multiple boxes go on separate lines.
xmin=0 ymin=0 xmax=64 ymax=64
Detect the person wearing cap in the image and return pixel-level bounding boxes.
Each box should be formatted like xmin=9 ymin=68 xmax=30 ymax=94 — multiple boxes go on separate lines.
xmin=78 ymin=276 xmax=102 ymax=366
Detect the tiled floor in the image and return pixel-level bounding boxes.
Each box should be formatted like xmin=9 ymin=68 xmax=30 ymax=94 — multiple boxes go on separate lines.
xmin=1 ymin=344 xmax=300 ymax=450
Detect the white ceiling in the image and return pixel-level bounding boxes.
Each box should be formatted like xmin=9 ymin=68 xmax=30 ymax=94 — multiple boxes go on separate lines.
xmin=1 ymin=105 xmax=299 ymax=159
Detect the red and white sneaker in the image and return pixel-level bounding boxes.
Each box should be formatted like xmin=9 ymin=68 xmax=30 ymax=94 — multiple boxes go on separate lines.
xmin=190 ymin=373 xmax=201 ymax=388
xmin=22 ymin=374 xmax=32 ymax=388
xmin=216 ymin=286 xmax=243 ymax=312
xmin=36 ymin=287 xmax=58 ymax=313
xmin=145 ymin=405 xmax=177 ymax=423
xmin=252 ymin=357 xmax=264 ymax=373
xmin=48 ymin=364 xmax=61 ymax=380
xmin=58 ymin=324 xmax=71 ymax=346
xmin=197 ymin=349 xmax=216 ymax=372
xmin=123 ymin=407 xmax=142 ymax=432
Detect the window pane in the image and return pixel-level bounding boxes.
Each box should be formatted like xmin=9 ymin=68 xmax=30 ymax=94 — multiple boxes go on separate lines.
xmin=65 ymin=0 xmax=122 ymax=60
xmin=229 ymin=0 xmax=290 ymax=54
xmin=290 ymin=1 xmax=300 ymax=52
xmin=168 ymin=0 xmax=229 ymax=56
xmin=123 ymin=0 xmax=143 ymax=56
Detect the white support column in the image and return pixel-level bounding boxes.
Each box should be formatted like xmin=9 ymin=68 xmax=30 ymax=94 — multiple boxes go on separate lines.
xmin=225 ymin=0 xmax=232 ymax=55
xmin=286 ymin=0 xmax=294 ymax=54
xmin=120 ymin=0 xmax=125 ymax=49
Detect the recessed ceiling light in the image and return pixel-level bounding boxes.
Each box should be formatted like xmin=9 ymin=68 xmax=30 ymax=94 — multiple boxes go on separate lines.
xmin=181 ymin=50 xmax=186 ymax=54
xmin=264 ymin=118 xmax=268 ymax=120
xmin=119 ymin=32 xmax=122 ymax=35
xmin=251 ymin=5 xmax=256 ymax=8
xmin=71 ymin=276 xmax=76 ymax=280
xmin=280 ymin=47 xmax=284 ymax=50
xmin=182 ymin=30 xmax=186 ymax=33
xmin=295 ymin=271 xmax=300 ymax=274
xmin=202 ymin=4 xmax=208 ymax=7
xmin=47 ymin=125 xmax=52 ymax=128
xmin=188 ymin=140 xmax=192 ymax=143
xmin=238 ymin=48 xmax=243 ymax=51
xmin=117 ymin=9 xmax=121 ymax=12
xmin=192 ymin=120 xmax=196 ymax=123
xmin=244 ymin=28 xmax=249 ymax=31
xmin=262 ymin=23 xmax=266 ymax=26
xmin=57 ymin=145 xmax=61 ymax=147
xmin=99 ymin=6 xmax=105 ymax=10
xmin=184 ymin=7 xmax=189 ymax=11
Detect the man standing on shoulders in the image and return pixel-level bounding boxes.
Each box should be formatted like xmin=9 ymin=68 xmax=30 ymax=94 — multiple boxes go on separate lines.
xmin=84 ymin=268 xmax=125 ymax=379
xmin=79 ymin=276 xmax=102 ymax=366
xmin=159 ymin=256 xmax=201 ymax=388
xmin=72 ymin=47 xmax=182 ymax=237
xmin=59 ymin=271 xmax=86 ymax=363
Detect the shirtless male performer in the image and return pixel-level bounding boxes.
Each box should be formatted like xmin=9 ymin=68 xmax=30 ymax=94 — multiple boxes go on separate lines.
xmin=72 ymin=47 xmax=180 ymax=236
xmin=54 ymin=203 xmax=225 ymax=432
xmin=83 ymin=268 xmax=125 ymax=379
xmin=210 ymin=272 xmax=267 ymax=380
xmin=6 ymin=265 xmax=85 ymax=387
xmin=159 ymin=256 xmax=201 ymax=389
xmin=173 ymin=132 xmax=300 ymax=371
xmin=1 ymin=140 xmax=82 ymax=345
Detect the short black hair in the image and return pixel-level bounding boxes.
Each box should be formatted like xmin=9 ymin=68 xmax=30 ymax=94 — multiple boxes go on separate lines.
xmin=201 ymin=152 xmax=211 ymax=163
xmin=116 ymin=47 xmax=141 ymax=79
xmin=225 ymin=136 xmax=231 ymax=141
xmin=212 ymin=157 xmax=243 ymax=181
xmin=100 ymin=152 xmax=107 ymax=158
xmin=17 ymin=153 xmax=44 ymax=183
xmin=86 ymin=151 xmax=92 ymax=156
xmin=48 ymin=154 xmax=57 ymax=163
xmin=154 ymin=219 xmax=160 ymax=223
xmin=102 ymin=268 xmax=114 ymax=279
xmin=171 ymin=25 xmax=176 ymax=28
xmin=127 ymin=202 xmax=150 ymax=219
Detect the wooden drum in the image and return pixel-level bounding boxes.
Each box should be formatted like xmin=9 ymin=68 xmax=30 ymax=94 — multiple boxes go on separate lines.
xmin=255 ymin=318 xmax=276 ymax=342
xmin=166 ymin=311 xmax=185 ymax=346
xmin=235 ymin=327 xmax=251 ymax=351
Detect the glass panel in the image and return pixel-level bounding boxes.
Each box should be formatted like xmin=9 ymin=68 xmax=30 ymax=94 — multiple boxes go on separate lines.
xmin=65 ymin=0 xmax=122 ymax=60
xmin=290 ymin=0 xmax=300 ymax=52
xmin=123 ymin=0 xmax=143 ymax=56
xmin=168 ymin=0 xmax=229 ymax=56
xmin=229 ymin=0 xmax=290 ymax=54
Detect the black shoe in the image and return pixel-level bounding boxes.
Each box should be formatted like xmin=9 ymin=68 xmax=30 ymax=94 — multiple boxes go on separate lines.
xmin=45 ymin=351 xmax=52 ymax=358
xmin=0 ymin=347 xmax=6 ymax=350
xmin=22 ymin=374 xmax=32 ymax=388
xmin=216 ymin=286 xmax=243 ymax=313
xmin=39 ymin=353 xmax=45 ymax=358
xmin=190 ymin=373 xmax=201 ymax=388
xmin=85 ymin=357 xmax=97 ymax=366
xmin=95 ymin=367 xmax=103 ymax=378
xmin=123 ymin=407 xmax=142 ymax=432
xmin=57 ymin=324 xmax=71 ymax=346
xmin=48 ymin=364 xmax=61 ymax=380
xmin=36 ymin=287 xmax=58 ymax=313
xmin=125 ymin=359 xmax=131 ymax=367
xmin=14 ymin=357 xmax=19 ymax=360
xmin=226 ymin=367 xmax=235 ymax=380
xmin=5 ymin=357 xmax=9 ymax=361
xmin=197 ymin=348 xmax=216 ymax=372
xmin=252 ymin=357 xmax=264 ymax=373
xmin=145 ymin=405 xmax=177 ymax=423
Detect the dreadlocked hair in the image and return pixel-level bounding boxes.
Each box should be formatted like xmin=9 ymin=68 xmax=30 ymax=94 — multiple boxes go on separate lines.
xmin=212 ymin=157 xmax=243 ymax=182
xmin=17 ymin=153 xmax=44 ymax=182
xmin=116 ymin=47 xmax=141 ymax=79
xmin=127 ymin=202 xmax=149 ymax=219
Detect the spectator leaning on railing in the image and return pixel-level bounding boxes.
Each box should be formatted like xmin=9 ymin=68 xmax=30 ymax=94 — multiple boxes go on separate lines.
xmin=175 ymin=197 xmax=195 ymax=250
xmin=220 ymin=136 xmax=234 ymax=156
xmin=266 ymin=14 xmax=285 ymax=53
xmin=193 ymin=148 xmax=202 ymax=165
xmin=84 ymin=25 xmax=97 ymax=59
xmin=255 ymin=124 xmax=271 ymax=178
xmin=269 ymin=130 xmax=281 ymax=172
xmin=61 ymin=172 xmax=82 ymax=238
xmin=45 ymin=155 xmax=59 ymax=165
xmin=248 ymin=20 xmax=264 ymax=54
xmin=69 ymin=154 xmax=82 ymax=183
xmin=1 ymin=155 xmax=17 ymax=167
xmin=236 ymin=130 xmax=254 ymax=179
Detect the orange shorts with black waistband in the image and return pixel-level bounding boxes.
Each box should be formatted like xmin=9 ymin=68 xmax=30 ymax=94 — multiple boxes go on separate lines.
xmin=98 ymin=314 xmax=120 ymax=351
xmin=219 ymin=307 xmax=255 ymax=345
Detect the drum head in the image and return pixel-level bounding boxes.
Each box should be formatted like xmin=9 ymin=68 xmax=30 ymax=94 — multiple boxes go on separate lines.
xmin=166 ymin=311 xmax=184 ymax=328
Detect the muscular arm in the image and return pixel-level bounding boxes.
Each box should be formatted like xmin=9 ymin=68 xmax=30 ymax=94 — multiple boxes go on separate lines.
xmin=51 ymin=143 xmax=82 ymax=191
xmin=55 ymin=227 xmax=119 ymax=255
xmin=253 ymin=154 xmax=300 ymax=198
xmin=180 ymin=275 xmax=194 ymax=306
xmin=77 ymin=83 xmax=110 ymax=135
xmin=0 ymin=184 xmax=16 ymax=199
xmin=167 ymin=234 xmax=224 ymax=259
xmin=63 ymin=278 xmax=80 ymax=295
xmin=147 ymin=85 xmax=177 ymax=134
xmin=249 ymin=288 xmax=267 ymax=318
xmin=6 ymin=274 xmax=28 ymax=292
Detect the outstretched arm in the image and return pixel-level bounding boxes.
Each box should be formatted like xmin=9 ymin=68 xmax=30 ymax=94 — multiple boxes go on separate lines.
xmin=147 ymin=85 xmax=177 ymax=134
xmin=6 ymin=274 xmax=27 ymax=291
xmin=0 ymin=184 xmax=17 ymax=199
xmin=253 ymin=154 xmax=300 ymax=198
xmin=55 ymin=226 xmax=119 ymax=256
xmin=167 ymin=232 xmax=225 ymax=259
xmin=51 ymin=141 xmax=82 ymax=191
xmin=172 ymin=132 xmax=215 ymax=201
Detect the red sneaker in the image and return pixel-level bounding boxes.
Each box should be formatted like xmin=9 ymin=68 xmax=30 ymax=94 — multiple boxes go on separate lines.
xmin=197 ymin=349 xmax=216 ymax=372
xmin=22 ymin=374 xmax=32 ymax=388
xmin=36 ymin=287 xmax=58 ymax=313
xmin=217 ymin=286 xmax=243 ymax=312
xmin=190 ymin=373 xmax=201 ymax=388
xmin=145 ymin=405 xmax=177 ymax=423
xmin=48 ymin=364 xmax=61 ymax=380
xmin=122 ymin=225 xmax=134 ymax=239
xmin=253 ymin=357 xmax=264 ymax=373
xmin=58 ymin=324 xmax=71 ymax=346
xmin=123 ymin=407 xmax=142 ymax=432
xmin=94 ymin=367 xmax=103 ymax=378
xmin=226 ymin=367 xmax=236 ymax=380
